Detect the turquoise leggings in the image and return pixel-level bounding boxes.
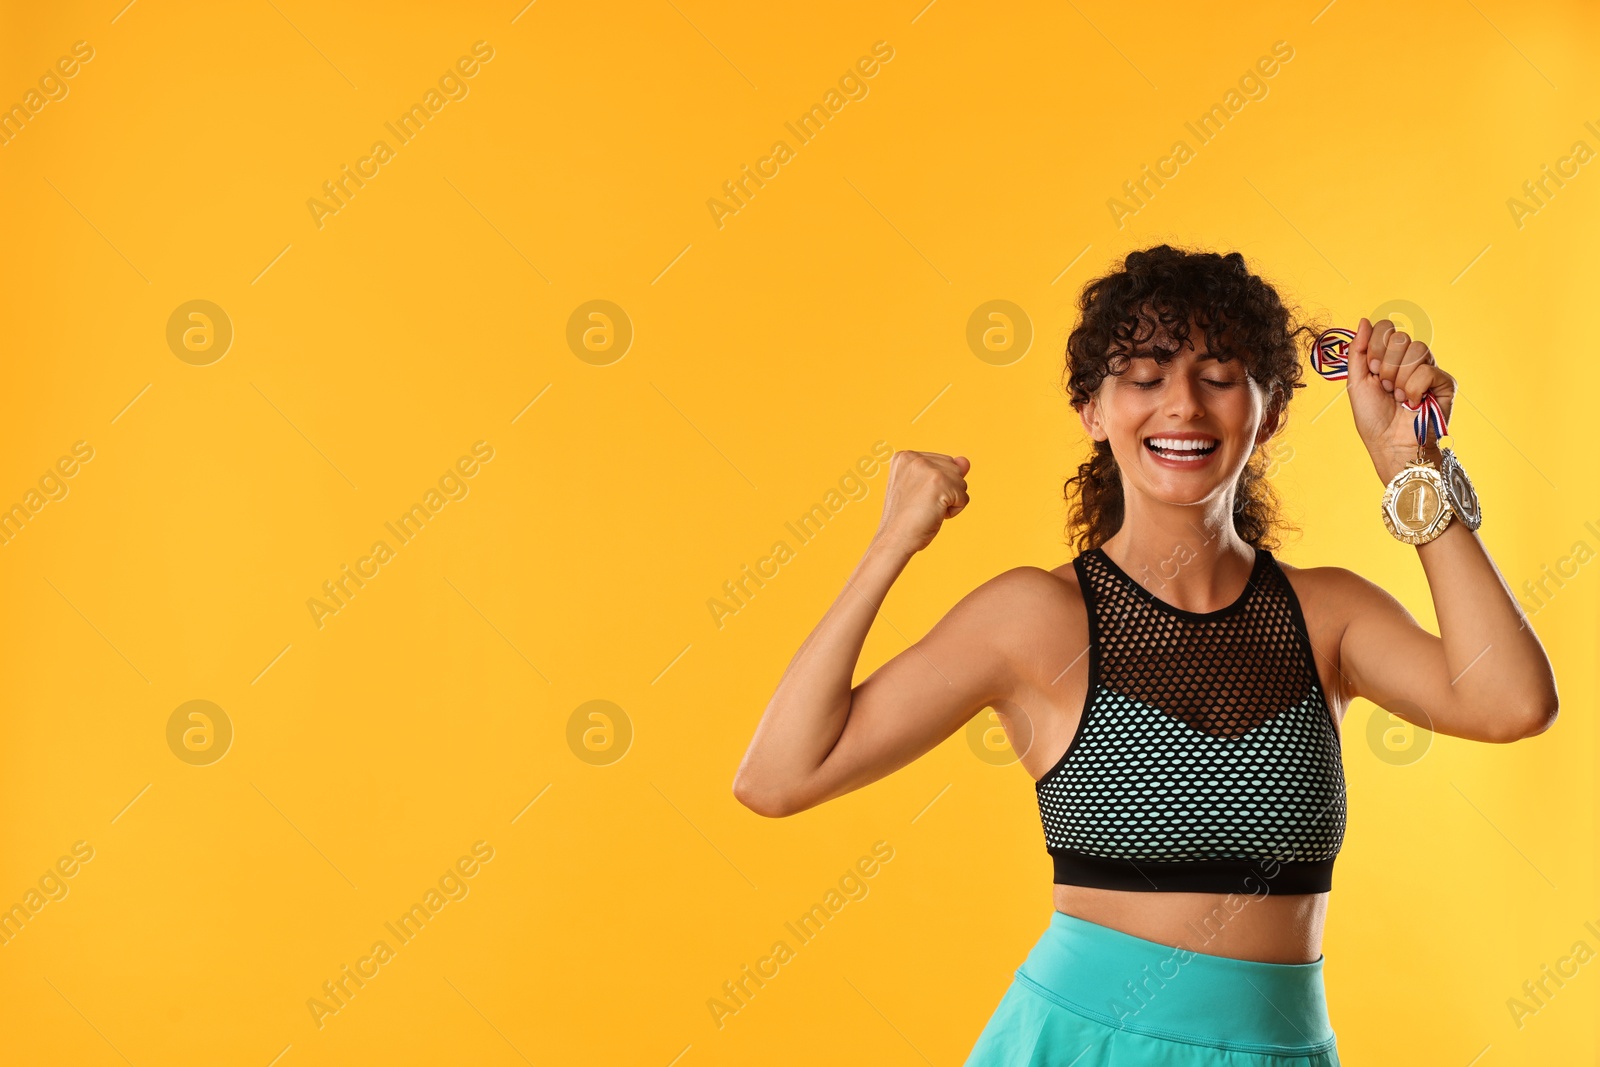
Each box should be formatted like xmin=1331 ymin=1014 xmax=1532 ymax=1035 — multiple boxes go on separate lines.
xmin=964 ymin=910 xmax=1340 ymax=1066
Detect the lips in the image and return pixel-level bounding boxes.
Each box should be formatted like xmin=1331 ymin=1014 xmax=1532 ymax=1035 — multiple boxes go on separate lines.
xmin=1143 ymin=436 xmax=1220 ymax=464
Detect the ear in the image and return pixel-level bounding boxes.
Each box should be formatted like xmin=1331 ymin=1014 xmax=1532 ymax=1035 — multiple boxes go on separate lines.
xmin=1079 ymin=393 xmax=1107 ymax=442
xmin=1254 ymin=394 xmax=1284 ymax=447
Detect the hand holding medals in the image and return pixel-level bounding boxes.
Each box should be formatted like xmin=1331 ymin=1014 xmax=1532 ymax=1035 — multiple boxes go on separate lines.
xmin=1312 ymin=317 xmax=1482 ymax=543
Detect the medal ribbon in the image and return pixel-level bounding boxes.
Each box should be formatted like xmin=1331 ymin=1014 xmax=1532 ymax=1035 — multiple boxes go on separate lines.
xmin=1313 ymin=326 xmax=1449 ymax=449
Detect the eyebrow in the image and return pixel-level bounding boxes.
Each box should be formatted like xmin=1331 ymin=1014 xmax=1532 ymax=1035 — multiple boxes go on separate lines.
xmin=1131 ymin=349 xmax=1227 ymax=361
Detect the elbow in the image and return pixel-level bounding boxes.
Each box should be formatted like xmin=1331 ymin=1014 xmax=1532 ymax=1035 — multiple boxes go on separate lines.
xmin=1520 ymin=702 xmax=1559 ymax=740
xmin=732 ymin=774 xmax=797 ymax=819
xmin=1495 ymin=702 xmax=1559 ymax=743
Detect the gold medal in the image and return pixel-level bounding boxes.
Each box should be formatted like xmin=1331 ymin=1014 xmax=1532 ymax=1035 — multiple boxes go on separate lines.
xmin=1310 ymin=326 xmax=1482 ymax=544
xmin=1381 ymin=440 xmax=1453 ymax=544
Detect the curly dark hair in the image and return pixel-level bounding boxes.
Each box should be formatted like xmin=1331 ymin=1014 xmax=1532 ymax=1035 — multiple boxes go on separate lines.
xmin=1062 ymin=244 xmax=1329 ymax=554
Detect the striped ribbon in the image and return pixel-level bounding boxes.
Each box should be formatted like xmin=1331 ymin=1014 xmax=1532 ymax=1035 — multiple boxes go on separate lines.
xmin=1313 ymin=326 xmax=1449 ymax=448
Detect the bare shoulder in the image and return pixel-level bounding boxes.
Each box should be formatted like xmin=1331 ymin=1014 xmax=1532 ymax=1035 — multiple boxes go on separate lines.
xmin=955 ymin=562 xmax=1090 ymax=700
xmin=1274 ymin=556 xmax=1394 ymax=616
xmin=930 ymin=562 xmax=1086 ymax=673
xmin=943 ymin=562 xmax=1091 ymax=779
xmin=977 ymin=562 xmax=1087 ymax=639
xmin=954 ymin=560 xmax=1083 ymax=610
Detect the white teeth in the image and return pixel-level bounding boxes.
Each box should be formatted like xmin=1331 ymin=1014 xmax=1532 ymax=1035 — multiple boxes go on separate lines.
xmin=1146 ymin=436 xmax=1218 ymax=452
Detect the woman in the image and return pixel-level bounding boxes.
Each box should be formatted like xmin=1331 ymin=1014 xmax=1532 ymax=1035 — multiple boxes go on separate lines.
xmin=732 ymin=245 xmax=1559 ymax=1065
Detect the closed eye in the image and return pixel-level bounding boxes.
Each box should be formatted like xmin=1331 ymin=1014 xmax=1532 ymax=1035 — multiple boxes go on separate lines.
xmin=1129 ymin=378 xmax=1240 ymax=390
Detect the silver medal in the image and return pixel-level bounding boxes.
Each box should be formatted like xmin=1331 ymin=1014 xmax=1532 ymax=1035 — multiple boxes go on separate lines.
xmin=1439 ymin=446 xmax=1482 ymax=532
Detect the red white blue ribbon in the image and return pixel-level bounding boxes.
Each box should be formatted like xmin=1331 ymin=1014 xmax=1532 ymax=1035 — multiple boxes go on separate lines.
xmin=1313 ymin=326 xmax=1449 ymax=448
xmin=1312 ymin=327 xmax=1354 ymax=380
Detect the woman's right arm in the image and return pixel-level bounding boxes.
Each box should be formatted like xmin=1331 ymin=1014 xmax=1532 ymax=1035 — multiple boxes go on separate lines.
xmin=731 ymin=450 xmax=1027 ymax=817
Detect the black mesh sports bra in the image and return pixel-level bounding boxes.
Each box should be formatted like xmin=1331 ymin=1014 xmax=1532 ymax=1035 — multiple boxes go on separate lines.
xmin=1036 ymin=544 xmax=1347 ymax=895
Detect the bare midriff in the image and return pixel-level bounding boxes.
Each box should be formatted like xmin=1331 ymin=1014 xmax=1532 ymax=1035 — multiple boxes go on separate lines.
xmin=1030 ymin=558 xmax=1341 ymax=968
xmin=1052 ymin=883 xmax=1328 ymax=965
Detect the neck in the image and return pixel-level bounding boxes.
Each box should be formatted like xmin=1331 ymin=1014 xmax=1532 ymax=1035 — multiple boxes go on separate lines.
xmin=1098 ymin=499 xmax=1258 ymax=613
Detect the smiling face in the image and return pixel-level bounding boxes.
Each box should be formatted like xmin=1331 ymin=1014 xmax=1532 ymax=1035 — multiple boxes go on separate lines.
xmin=1080 ymin=310 xmax=1282 ymax=511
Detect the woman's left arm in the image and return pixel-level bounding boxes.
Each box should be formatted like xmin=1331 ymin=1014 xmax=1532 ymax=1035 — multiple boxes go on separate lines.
xmin=1328 ymin=316 xmax=1559 ymax=744
xmin=1334 ymin=521 xmax=1559 ymax=743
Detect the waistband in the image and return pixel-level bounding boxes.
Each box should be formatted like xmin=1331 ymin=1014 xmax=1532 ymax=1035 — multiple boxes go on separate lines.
xmin=1014 ymin=910 xmax=1336 ymax=1055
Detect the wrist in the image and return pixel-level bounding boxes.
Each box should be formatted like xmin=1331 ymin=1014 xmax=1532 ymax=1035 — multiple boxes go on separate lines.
xmin=867 ymin=530 xmax=922 ymax=562
xmin=1372 ymin=441 xmax=1442 ymax=484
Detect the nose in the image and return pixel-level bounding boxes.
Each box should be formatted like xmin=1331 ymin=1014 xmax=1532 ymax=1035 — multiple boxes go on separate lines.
xmin=1163 ymin=370 xmax=1206 ymax=421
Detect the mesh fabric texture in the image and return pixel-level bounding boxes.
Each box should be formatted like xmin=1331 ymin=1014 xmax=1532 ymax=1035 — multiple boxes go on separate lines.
xmin=1036 ymin=545 xmax=1347 ymax=894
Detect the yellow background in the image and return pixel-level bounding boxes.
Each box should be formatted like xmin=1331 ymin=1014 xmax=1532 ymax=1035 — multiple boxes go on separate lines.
xmin=1 ymin=0 xmax=1595 ymax=1063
